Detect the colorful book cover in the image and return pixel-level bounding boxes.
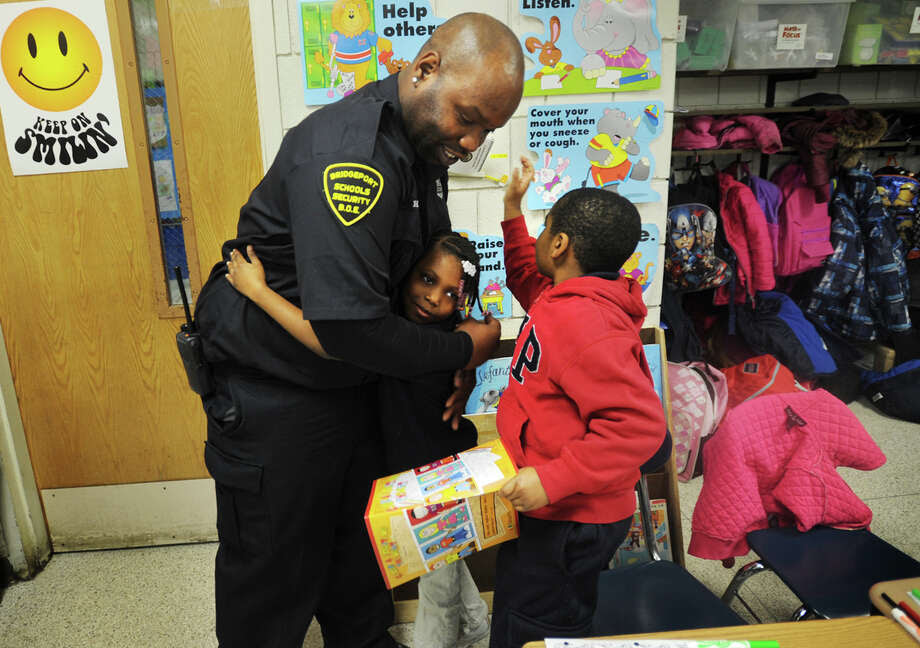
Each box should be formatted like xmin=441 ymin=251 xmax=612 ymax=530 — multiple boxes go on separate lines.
xmin=643 ymin=343 xmax=662 ymax=402
xmin=611 ymin=496 xmax=671 ymax=568
xmin=365 ymin=438 xmax=519 ymax=589
xmin=465 ymin=356 xmax=511 ymax=415
xmin=464 ymin=337 xmax=659 ymax=417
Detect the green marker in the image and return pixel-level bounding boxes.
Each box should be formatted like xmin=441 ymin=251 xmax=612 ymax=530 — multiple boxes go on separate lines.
xmin=550 ymin=641 xmax=779 ymax=647
xmin=698 ymin=643 xmax=780 ymax=648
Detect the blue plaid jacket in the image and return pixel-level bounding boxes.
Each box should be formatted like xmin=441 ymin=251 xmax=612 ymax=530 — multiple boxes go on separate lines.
xmin=806 ymin=165 xmax=911 ymax=341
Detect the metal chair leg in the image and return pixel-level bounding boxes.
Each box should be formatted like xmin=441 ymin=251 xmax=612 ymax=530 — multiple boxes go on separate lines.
xmin=791 ymin=605 xmax=813 ymax=621
xmin=734 ymin=593 xmax=763 ymax=624
xmin=722 ymin=560 xmax=770 ymax=606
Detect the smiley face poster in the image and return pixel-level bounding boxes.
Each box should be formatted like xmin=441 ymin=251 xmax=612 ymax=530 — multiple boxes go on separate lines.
xmin=0 ymin=0 xmax=127 ymax=175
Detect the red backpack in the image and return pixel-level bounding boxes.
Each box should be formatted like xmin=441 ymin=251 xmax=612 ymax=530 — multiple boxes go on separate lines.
xmin=771 ymin=162 xmax=834 ymax=276
xmin=721 ymin=354 xmax=810 ymax=411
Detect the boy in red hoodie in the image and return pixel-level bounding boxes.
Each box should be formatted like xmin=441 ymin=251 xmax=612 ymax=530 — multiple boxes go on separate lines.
xmin=490 ymin=158 xmax=667 ymax=648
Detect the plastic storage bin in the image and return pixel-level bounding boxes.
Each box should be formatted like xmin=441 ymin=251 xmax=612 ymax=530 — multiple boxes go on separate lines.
xmin=728 ymin=0 xmax=855 ymax=69
xmin=677 ymin=0 xmax=740 ymax=71
xmin=840 ymin=1 xmax=920 ymax=65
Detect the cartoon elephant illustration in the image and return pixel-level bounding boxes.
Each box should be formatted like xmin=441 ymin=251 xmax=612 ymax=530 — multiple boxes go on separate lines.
xmin=572 ymin=0 xmax=658 ymax=80
xmin=584 ymin=108 xmax=651 ymax=192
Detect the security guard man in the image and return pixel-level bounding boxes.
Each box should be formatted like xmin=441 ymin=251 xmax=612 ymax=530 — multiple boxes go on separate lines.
xmin=192 ymin=13 xmax=524 ymax=648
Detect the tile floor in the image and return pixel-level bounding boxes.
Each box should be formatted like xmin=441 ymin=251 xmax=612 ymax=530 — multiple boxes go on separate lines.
xmin=0 ymin=397 xmax=916 ymax=647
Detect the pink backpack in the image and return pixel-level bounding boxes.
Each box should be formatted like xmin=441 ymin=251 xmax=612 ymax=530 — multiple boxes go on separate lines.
xmin=771 ymin=162 xmax=834 ymax=277
xmin=668 ymin=361 xmax=728 ymax=482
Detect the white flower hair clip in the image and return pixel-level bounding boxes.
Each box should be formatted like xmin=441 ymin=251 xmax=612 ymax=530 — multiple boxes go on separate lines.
xmin=461 ymin=260 xmax=477 ymax=276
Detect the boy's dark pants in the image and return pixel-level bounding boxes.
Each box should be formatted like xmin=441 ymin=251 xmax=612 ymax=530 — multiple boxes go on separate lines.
xmin=490 ymin=514 xmax=632 ymax=648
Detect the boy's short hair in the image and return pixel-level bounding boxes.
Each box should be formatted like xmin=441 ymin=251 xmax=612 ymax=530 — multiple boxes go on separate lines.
xmin=549 ymin=188 xmax=641 ymax=274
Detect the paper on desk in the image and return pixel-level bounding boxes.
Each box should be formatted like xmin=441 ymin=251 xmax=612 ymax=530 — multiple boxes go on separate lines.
xmin=594 ymin=69 xmax=621 ymax=89
xmin=540 ymin=74 xmax=563 ymax=90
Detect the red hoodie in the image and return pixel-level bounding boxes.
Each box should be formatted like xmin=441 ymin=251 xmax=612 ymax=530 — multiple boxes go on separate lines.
xmin=498 ymin=216 xmax=666 ymax=524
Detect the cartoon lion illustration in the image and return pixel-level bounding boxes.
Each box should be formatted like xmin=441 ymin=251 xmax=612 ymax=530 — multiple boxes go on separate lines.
xmin=322 ymin=0 xmax=392 ymax=92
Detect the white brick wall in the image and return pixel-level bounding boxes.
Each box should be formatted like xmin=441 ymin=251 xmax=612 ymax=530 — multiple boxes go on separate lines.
xmin=247 ymin=1 xmax=920 ymax=337
xmin=247 ymin=0 xmax=683 ymax=331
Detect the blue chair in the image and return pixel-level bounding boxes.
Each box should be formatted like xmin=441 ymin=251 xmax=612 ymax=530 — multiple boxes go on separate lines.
xmin=593 ymin=432 xmax=746 ymax=635
xmin=722 ymin=526 xmax=920 ymax=621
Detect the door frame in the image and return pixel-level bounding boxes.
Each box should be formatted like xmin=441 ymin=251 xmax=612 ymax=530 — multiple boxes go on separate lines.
xmin=0 ymin=320 xmax=51 ymax=576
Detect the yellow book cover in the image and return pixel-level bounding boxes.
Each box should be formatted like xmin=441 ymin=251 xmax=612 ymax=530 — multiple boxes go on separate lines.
xmin=364 ymin=438 xmax=519 ymax=589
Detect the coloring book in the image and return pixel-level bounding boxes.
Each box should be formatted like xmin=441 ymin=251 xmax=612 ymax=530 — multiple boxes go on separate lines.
xmin=365 ymin=438 xmax=519 ymax=588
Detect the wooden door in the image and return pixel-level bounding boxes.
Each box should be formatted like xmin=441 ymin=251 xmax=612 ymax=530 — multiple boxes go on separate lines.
xmin=0 ymin=0 xmax=261 ymax=548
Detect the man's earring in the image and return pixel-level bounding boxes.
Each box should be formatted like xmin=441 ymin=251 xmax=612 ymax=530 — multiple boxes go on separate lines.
xmin=412 ymin=76 xmax=419 ymax=86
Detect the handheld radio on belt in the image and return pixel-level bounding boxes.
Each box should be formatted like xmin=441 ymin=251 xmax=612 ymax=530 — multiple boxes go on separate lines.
xmin=174 ymin=266 xmax=214 ymax=396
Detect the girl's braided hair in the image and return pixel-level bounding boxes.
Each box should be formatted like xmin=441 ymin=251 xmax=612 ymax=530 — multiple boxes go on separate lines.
xmin=431 ymin=231 xmax=481 ymax=316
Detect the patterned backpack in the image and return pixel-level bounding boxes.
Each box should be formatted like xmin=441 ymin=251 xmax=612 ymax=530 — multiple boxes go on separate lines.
xmin=667 ymin=361 xmax=728 ymax=482
xmin=664 ymin=203 xmax=731 ymax=292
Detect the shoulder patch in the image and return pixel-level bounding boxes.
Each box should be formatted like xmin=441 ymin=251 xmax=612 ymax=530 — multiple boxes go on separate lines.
xmin=323 ymin=163 xmax=384 ymax=226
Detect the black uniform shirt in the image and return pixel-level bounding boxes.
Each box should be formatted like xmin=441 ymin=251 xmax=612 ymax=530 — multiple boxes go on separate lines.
xmin=198 ymin=74 xmax=472 ymax=387
xmin=225 ymin=74 xmax=443 ymax=317
xmin=378 ymin=313 xmax=478 ymax=473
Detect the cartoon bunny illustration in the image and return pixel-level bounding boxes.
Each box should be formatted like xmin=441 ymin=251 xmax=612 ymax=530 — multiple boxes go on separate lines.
xmin=534 ymin=149 xmax=572 ymax=204
xmin=525 ymin=15 xmax=575 ymax=79
xmin=572 ymin=0 xmax=658 ymax=80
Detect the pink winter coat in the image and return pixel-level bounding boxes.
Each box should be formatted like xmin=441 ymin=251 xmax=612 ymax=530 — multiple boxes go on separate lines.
xmin=714 ymin=172 xmax=775 ymax=305
xmin=673 ymin=115 xmax=782 ymax=154
xmin=713 ymin=115 xmax=782 ymax=153
xmin=688 ymin=389 xmax=886 ymax=561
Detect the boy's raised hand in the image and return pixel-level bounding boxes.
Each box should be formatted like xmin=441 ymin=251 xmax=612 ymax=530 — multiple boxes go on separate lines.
xmin=225 ymin=245 xmax=268 ymax=300
xmin=499 ymin=466 xmax=549 ymax=512
xmin=503 ymin=156 xmax=535 ymax=220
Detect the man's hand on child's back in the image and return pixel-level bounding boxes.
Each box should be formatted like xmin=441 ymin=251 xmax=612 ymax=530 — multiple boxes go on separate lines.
xmin=503 ymin=156 xmax=535 ymax=221
xmin=442 ymin=369 xmax=475 ymax=431
xmin=500 ymin=466 xmax=549 ymax=512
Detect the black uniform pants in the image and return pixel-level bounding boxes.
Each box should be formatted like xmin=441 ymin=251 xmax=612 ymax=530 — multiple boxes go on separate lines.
xmin=203 ymin=368 xmax=396 ymax=648
xmin=488 ymin=514 xmax=632 ymax=648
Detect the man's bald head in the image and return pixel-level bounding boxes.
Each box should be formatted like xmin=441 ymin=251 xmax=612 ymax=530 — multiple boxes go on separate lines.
xmin=419 ymin=13 xmax=524 ymax=84
xmin=398 ymin=13 xmax=524 ymax=167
